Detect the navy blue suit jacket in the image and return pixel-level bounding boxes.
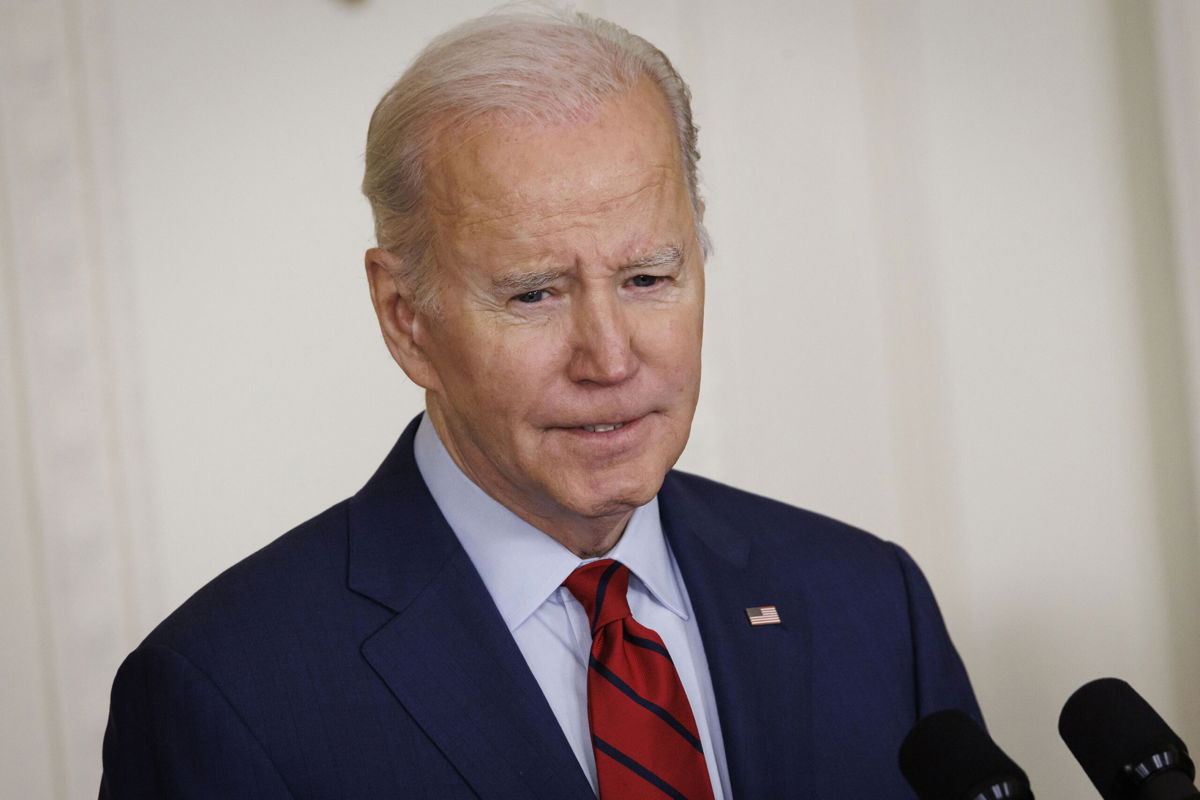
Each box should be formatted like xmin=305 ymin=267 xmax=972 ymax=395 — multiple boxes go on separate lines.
xmin=101 ymin=417 xmax=979 ymax=798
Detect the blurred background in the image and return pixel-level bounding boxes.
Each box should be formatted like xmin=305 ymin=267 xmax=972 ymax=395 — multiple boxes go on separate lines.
xmin=3 ymin=0 xmax=1198 ymax=796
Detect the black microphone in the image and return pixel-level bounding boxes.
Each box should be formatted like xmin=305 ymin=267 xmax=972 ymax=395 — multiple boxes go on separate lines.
xmin=899 ymin=709 xmax=1035 ymax=799
xmin=1059 ymin=677 xmax=1199 ymax=800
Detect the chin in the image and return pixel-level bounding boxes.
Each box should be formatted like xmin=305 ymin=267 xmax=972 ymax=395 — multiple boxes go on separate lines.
xmin=564 ymin=471 xmax=664 ymax=520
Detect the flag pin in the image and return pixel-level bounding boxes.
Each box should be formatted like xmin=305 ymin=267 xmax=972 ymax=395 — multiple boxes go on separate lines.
xmin=745 ymin=606 xmax=781 ymax=626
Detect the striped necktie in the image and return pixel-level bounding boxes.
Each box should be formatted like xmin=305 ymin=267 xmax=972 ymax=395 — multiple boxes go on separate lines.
xmin=563 ymin=559 xmax=716 ymax=800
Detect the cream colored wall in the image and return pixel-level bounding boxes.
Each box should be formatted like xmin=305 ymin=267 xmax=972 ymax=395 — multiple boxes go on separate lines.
xmin=2 ymin=0 xmax=1197 ymax=797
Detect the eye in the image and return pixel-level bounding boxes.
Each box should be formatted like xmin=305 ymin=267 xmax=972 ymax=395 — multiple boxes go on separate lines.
xmin=629 ymin=274 xmax=661 ymax=288
xmin=514 ymin=289 xmax=548 ymax=304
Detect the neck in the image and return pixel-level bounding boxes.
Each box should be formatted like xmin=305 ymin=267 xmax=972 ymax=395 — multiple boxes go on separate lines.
xmin=549 ymin=512 xmax=633 ymax=559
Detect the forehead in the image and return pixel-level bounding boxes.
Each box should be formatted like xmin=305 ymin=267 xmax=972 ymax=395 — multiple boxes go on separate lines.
xmin=424 ymin=80 xmax=691 ymax=263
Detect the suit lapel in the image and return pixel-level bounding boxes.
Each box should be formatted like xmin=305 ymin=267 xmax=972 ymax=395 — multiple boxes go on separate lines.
xmin=347 ymin=419 xmax=593 ymax=800
xmin=659 ymin=473 xmax=815 ymax=799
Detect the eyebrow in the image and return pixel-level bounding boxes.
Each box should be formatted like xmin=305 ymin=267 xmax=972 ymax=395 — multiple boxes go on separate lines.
xmin=623 ymin=245 xmax=684 ymax=273
xmin=491 ymin=268 xmax=567 ymax=294
xmin=489 ymin=245 xmax=686 ymax=294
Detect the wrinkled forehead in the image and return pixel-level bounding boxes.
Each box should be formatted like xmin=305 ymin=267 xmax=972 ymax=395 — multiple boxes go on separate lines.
xmin=423 ymin=79 xmax=687 ymax=231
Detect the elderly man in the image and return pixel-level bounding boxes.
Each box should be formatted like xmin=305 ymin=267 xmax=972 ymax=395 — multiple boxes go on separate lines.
xmin=101 ymin=8 xmax=978 ymax=799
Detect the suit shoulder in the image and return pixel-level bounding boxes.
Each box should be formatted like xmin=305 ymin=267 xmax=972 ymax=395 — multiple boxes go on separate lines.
xmin=140 ymin=499 xmax=373 ymax=656
xmin=662 ymin=469 xmax=903 ymax=563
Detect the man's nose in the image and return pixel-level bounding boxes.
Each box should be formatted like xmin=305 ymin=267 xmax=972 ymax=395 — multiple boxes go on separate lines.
xmin=566 ymin=291 xmax=639 ymax=386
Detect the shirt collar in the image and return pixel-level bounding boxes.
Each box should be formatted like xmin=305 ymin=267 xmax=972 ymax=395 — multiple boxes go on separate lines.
xmin=413 ymin=413 xmax=688 ymax=631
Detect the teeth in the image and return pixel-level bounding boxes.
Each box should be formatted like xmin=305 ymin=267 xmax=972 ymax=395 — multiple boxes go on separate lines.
xmin=582 ymin=423 xmax=625 ymax=433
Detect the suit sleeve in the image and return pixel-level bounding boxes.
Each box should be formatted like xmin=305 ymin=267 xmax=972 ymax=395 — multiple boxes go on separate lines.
xmin=100 ymin=643 xmax=295 ymax=799
xmin=892 ymin=544 xmax=983 ymax=725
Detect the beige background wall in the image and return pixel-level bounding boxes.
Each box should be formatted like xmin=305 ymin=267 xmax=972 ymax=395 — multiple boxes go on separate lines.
xmin=3 ymin=0 xmax=1198 ymax=797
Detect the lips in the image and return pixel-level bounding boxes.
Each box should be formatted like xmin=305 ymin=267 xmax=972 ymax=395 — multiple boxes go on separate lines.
xmin=581 ymin=422 xmax=625 ymax=433
xmin=552 ymin=413 xmax=650 ymax=435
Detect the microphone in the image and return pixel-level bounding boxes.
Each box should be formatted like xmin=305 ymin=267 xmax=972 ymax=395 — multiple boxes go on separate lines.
xmin=1059 ymin=677 xmax=1199 ymax=800
xmin=899 ymin=709 xmax=1034 ymax=799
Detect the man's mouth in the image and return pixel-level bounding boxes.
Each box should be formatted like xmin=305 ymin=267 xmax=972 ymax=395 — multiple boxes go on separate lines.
xmin=580 ymin=422 xmax=626 ymax=433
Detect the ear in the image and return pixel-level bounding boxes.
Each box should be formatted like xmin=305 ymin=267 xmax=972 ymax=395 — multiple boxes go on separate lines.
xmin=364 ymin=247 xmax=443 ymax=391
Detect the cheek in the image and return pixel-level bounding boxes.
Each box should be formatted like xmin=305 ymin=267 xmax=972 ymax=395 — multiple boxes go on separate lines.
xmin=664 ymin=347 xmax=702 ymax=408
xmin=455 ymin=327 xmax=568 ymax=407
xmin=650 ymin=312 xmax=703 ymax=374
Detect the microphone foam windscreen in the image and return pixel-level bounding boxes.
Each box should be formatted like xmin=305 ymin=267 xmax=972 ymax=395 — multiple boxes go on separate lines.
xmin=1058 ymin=677 xmax=1194 ymax=800
xmin=899 ymin=709 xmax=1029 ymax=800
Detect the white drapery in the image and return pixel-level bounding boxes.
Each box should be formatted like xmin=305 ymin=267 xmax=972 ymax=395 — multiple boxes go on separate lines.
xmin=2 ymin=1 xmax=1197 ymax=796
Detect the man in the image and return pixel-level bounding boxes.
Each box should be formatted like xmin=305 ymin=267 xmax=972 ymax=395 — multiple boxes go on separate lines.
xmin=101 ymin=8 xmax=978 ymax=799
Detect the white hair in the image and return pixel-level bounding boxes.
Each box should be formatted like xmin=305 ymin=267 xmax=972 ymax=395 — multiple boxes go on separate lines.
xmin=361 ymin=5 xmax=710 ymax=313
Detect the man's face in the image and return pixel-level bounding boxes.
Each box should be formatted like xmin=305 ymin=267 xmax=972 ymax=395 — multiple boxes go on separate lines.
xmin=393 ymin=79 xmax=704 ymax=543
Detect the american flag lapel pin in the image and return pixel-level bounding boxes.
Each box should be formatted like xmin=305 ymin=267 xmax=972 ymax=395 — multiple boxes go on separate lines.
xmin=745 ymin=606 xmax=781 ymax=626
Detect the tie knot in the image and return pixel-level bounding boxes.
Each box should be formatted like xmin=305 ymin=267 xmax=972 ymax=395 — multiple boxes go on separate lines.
xmin=563 ymin=559 xmax=632 ymax=634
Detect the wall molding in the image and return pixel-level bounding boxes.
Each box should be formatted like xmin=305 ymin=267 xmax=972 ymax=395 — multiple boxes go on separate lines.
xmin=0 ymin=0 xmax=157 ymax=796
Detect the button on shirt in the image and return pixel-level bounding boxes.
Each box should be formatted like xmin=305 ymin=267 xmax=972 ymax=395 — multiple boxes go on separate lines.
xmin=413 ymin=414 xmax=731 ymax=799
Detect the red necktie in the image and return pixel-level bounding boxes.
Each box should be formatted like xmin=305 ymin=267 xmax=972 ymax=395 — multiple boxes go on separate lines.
xmin=563 ymin=559 xmax=717 ymax=800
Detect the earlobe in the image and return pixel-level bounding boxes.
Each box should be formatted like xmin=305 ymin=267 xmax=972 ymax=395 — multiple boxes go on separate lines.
xmin=364 ymin=248 xmax=442 ymax=391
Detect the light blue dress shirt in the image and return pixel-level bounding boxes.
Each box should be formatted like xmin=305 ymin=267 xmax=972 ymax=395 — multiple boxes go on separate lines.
xmin=413 ymin=414 xmax=731 ymax=798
